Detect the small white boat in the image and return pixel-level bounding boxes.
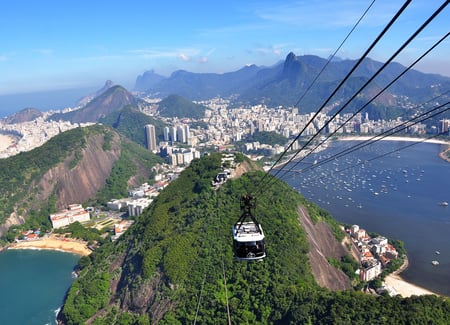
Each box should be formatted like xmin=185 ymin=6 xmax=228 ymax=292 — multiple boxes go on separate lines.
xmin=431 ymin=260 xmax=439 ymax=266
xmin=435 ymin=251 xmax=441 ymax=255
xmin=438 ymin=201 xmax=448 ymax=206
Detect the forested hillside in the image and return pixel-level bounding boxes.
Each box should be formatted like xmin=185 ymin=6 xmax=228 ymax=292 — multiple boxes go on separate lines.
xmin=59 ymin=153 xmax=450 ymax=324
xmin=0 ymin=124 xmax=162 ymax=240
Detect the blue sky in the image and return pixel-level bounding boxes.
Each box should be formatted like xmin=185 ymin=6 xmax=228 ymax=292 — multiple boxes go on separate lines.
xmin=1 ymin=0 xmax=449 ymax=95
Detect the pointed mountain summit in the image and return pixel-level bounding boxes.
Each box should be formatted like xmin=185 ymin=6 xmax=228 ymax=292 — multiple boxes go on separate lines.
xmin=77 ymin=80 xmax=116 ymax=107
xmin=134 ymin=70 xmax=166 ymax=92
xmin=51 ymin=85 xmax=146 ymax=123
xmin=138 ymin=52 xmax=450 ymax=118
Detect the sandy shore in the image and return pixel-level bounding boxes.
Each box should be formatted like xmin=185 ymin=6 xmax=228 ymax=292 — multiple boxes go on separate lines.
xmin=338 ymin=135 xmax=450 ymax=145
xmin=339 ymin=135 xmax=450 ymax=163
xmin=8 ymin=237 xmax=92 ymax=256
xmin=384 ymin=274 xmax=438 ymax=297
xmin=0 ymin=133 xmax=14 ymax=151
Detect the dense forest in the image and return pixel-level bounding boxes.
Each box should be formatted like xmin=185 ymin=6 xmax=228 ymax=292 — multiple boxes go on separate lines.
xmin=59 ymin=153 xmax=450 ymax=324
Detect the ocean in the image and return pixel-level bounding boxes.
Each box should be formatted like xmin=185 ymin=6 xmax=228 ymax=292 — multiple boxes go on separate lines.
xmin=279 ymin=140 xmax=450 ymax=296
xmin=0 ymin=87 xmax=96 ymax=117
xmin=0 ymin=249 xmax=79 ymax=325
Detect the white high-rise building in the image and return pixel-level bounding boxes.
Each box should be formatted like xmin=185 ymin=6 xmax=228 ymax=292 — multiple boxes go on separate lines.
xmin=163 ymin=126 xmax=170 ymax=141
xmin=171 ymin=126 xmax=177 ymax=143
xmin=184 ymin=125 xmax=190 ymax=142
xmin=144 ymin=124 xmax=157 ymax=153
xmin=177 ymin=125 xmax=186 ymax=143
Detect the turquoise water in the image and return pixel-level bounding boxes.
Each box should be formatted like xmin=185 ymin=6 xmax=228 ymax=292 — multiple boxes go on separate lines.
xmin=0 ymin=249 xmax=79 ymax=325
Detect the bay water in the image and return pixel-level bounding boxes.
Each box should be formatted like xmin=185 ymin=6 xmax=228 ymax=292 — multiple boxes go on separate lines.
xmin=0 ymin=249 xmax=79 ymax=325
xmin=280 ymin=140 xmax=450 ymax=296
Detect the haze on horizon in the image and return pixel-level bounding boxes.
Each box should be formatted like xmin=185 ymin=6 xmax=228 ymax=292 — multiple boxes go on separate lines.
xmin=1 ymin=0 xmax=449 ymax=96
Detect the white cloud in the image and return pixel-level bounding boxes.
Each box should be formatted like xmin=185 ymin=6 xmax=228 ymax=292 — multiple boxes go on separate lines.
xmin=252 ymin=43 xmax=288 ymax=57
xmin=178 ymin=53 xmax=191 ymax=62
xmin=0 ymin=55 xmax=7 ymax=62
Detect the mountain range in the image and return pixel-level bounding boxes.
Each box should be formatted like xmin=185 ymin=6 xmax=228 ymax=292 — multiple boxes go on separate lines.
xmin=41 ymin=52 xmax=450 ymax=127
xmin=135 ymin=52 xmax=450 ymax=118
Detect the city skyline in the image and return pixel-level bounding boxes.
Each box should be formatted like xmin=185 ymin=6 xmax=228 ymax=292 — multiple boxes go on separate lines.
xmin=1 ymin=1 xmax=449 ymax=96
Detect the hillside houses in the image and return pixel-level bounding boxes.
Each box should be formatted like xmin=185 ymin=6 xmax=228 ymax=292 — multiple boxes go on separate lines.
xmin=347 ymin=224 xmax=399 ymax=282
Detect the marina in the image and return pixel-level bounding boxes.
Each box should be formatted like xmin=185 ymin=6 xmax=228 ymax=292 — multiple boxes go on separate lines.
xmin=279 ymin=139 xmax=450 ymax=296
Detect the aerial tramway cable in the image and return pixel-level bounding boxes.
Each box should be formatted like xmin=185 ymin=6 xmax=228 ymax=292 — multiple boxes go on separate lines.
xmin=275 ymin=31 xmax=450 ymax=180
xmin=256 ymin=0 xmax=413 ymax=191
xmin=292 ymin=0 xmax=376 ymax=110
xmin=257 ymin=1 xmax=449 ymax=195
xmin=291 ymin=102 xmax=450 ymax=177
xmin=297 ymin=130 xmax=450 ymax=189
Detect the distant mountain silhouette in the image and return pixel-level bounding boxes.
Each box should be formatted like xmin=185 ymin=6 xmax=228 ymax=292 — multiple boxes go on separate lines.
xmin=134 ymin=70 xmax=166 ymax=92
xmin=1 ymin=107 xmax=43 ymax=124
xmin=136 ymin=53 xmax=450 ymax=118
xmin=136 ymin=64 xmax=266 ymax=99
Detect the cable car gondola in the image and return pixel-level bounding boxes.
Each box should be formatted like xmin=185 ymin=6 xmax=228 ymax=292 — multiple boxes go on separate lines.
xmin=232 ymin=194 xmax=266 ymax=261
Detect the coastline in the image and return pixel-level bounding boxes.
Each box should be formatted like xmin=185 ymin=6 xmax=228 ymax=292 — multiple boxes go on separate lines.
xmin=7 ymin=237 xmax=91 ymax=256
xmin=338 ymin=135 xmax=450 ymax=163
xmin=383 ymin=273 xmax=438 ymax=297
xmin=337 ymin=135 xmax=450 ymax=145
xmin=383 ymin=256 xmax=442 ymax=298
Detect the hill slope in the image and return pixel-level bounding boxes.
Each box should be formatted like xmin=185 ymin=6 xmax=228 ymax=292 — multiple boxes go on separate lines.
xmin=58 ymin=154 xmax=450 ymax=324
xmin=157 ymin=94 xmax=210 ymax=119
xmin=49 ymin=85 xmax=146 ymax=123
xmin=100 ymin=105 xmax=167 ymax=147
xmin=0 ymin=125 xmax=162 ymax=238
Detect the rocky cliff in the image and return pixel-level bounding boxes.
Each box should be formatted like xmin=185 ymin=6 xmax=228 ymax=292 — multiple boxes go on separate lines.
xmin=34 ymin=131 xmax=122 ymax=210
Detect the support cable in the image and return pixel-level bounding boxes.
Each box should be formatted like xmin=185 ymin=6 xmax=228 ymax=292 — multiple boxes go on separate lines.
xmin=276 ymin=31 xmax=449 ymax=180
xmin=255 ymin=0 xmax=412 ymax=191
xmin=257 ymin=1 xmax=448 ymax=195
xmin=297 ymin=130 xmax=448 ymax=188
xmin=288 ymin=102 xmax=449 ymax=177
xmin=293 ymin=0 xmax=376 ymax=109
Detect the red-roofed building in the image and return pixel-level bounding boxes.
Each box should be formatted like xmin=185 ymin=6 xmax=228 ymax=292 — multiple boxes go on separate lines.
xmin=50 ymin=204 xmax=90 ymax=229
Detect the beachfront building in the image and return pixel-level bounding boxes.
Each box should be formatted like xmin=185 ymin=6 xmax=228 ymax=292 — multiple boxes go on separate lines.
xmin=360 ymin=260 xmax=382 ymax=281
xmin=50 ymin=204 xmax=90 ymax=229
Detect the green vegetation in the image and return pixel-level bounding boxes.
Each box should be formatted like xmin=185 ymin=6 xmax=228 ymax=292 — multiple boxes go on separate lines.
xmin=328 ymin=255 xmax=359 ymax=281
xmin=60 ymin=153 xmax=450 ymax=324
xmin=53 ymin=221 xmax=104 ymax=243
xmin=237 ymin=131 xmax=288 ymax=147
xmin=158 ymin=94 xmax=209 ymax=119
xmin=91 ymin=138 xmax=164 ymax=206
xmin=100 ymin=105 xmax=167 ymax=147
xmin=0 ymin=124 xmax=163 ymax=245
xmin=0 ymin=126 xmax=96 ymax=226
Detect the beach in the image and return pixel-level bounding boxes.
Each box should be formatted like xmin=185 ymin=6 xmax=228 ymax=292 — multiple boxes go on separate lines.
xmin=338 ymin=135 xmax=450 ymax=145
xmin=8 ymin=237 xmax=92 ymax=256
xmin=339 ymin=135 xmax=450 ymax=163
xmin=384 ymin=274 xmax=438 ymax=297
xmin=0 ymin=133 xmax=13 ymax=151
